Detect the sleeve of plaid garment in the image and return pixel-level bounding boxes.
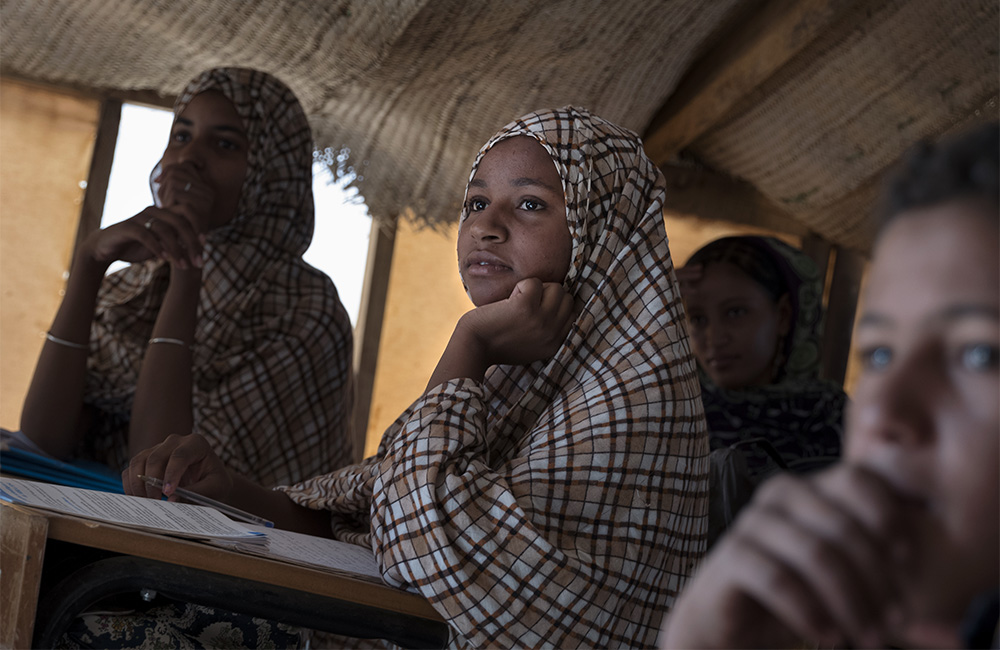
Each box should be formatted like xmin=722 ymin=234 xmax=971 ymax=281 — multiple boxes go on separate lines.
xmin=369 ymin=376 xmax=707 ymax=648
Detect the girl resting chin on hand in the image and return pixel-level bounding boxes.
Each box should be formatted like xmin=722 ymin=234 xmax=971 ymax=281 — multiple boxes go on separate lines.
xmin=127 ymin=107 xmax=709 ymax=649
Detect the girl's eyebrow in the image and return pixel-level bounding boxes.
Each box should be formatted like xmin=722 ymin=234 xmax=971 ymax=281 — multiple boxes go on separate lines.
xmin=857 ymin=312 xmax=892 ymax=328
xmin=858 ymin=303 xmax=1000 ymax=328
xmin=468 ymin=177 xmax=559 ymax=191
xmin=511 ymin=176 xmax=559 ymax=191
xmin=938 ymin=304 xmax=1000 ymax=322
xmin=173 ymin=116 xmax=247 ymax=137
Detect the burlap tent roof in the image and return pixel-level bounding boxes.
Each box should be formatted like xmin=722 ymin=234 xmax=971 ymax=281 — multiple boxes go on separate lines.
xmin=3 ymin=0 xmax=997 ymax=251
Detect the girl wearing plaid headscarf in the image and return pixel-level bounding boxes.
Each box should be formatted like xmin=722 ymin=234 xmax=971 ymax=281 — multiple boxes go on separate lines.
xmin=21 ymin=68 xmax=354 ymax=488
xmin=128 ymin=106 xmax=708 ymax=648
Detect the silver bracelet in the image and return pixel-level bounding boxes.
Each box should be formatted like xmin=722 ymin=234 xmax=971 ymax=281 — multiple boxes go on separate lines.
xmin=46 ymin=332 xmax=89 ymax=350
xmin=148 ymin=337 xmax=189 ymax=348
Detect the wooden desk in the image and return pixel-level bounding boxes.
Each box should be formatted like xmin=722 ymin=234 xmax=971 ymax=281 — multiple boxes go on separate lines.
xmin=0 ymin=503 xmax=448 ymax=649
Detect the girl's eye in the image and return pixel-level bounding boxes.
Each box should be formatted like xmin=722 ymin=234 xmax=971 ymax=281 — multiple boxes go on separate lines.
xmin=467 ymin=198 xmax=487 ymax=212
xmin=861 ymin=345 xmax=893 ymax=371
xmin=519 ymin=198 xmax=544 ymax=211
xmin=960 ymin=343 xmax=999 ymax=371
xmin=689 ymin=315 xmax=707 ymax=328
xmin=726 ymin=307 xmax=747 ymax=319
xmin=218 ymin=139 xmax=240 ymax=151
xmin=170 ymin=131 xmax=190 ymax=144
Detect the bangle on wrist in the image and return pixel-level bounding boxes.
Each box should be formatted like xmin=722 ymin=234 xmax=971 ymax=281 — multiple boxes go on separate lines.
xmin=46 ymin=332 xmax=89 ymax=350
xmin=148 ymin=337 xmax=189 ymax=349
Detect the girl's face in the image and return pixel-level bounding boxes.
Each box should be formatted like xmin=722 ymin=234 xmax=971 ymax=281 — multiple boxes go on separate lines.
xmin=158 ymin=90 xmax=249 ymax=231
xmin=684 ymin=261 xmax=792 ymax=389
xmin=846 ymin=201 xmax=999 ymax=635
xmin=458 ymin=136 xmax=571 ymax=307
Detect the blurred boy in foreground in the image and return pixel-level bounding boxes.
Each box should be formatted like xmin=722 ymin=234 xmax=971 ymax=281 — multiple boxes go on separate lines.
xmin=660 ymin=123 xmax=999 ymax=649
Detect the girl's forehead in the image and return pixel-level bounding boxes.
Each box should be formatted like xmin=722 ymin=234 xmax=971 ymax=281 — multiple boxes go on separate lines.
xmin=481 ymin=133 xmax=553 ymax=162
xmin=479 ymin=135 xmax=556 ymax=167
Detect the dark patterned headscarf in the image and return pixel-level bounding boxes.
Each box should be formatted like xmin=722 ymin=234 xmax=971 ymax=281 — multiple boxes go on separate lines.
xmin=691 ymin=236 xmax=846 ymax=479
xmin=280 ymin=107 xmax=708 ymax=648
xmin=82 ymin=68 xmax=354 ymax=485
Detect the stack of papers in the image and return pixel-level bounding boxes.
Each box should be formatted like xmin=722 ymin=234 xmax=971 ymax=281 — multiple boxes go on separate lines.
xmin=209 ymin=526 xmax=384 ymax=583
xmin=0 ymin=477 xmax=389 ymax=583
xmin=0 ymin=477 xmax=266 ymax=546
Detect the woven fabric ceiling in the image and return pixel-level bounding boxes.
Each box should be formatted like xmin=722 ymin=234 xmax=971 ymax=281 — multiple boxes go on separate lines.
xmin=2 ymin=0 xmax=997 ymax=251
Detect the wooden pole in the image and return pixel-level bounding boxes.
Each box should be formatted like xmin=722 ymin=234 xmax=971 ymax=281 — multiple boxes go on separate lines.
xmin=73 ymin=98 xmax=122 ymax=257
xmin=350 ymin=218 xmax=397 ymax=461
xmin=821 ymin=246 xmax=865 ymax=385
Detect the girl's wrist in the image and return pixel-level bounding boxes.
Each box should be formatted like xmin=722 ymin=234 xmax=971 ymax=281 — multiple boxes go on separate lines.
xmin=425 ymin=320 xmax=492 ymax=390
xmin=73 ymin=244 xmax=112 ymax=281
xmin=77 ymin=228 xmax=117 ymax=269
xmin=449 ymin=321 xmax=492 ymax=376
xmin=167 ymin=265 xmax=204 ymax=290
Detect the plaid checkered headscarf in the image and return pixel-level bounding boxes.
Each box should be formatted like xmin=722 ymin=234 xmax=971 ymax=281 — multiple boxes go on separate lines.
xmin=280 ymin=107 xmax=708 ymax=648
xmin=82 ymin=68 xmax=354 ymax=486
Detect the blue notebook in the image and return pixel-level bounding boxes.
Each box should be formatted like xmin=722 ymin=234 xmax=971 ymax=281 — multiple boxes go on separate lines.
xmin=0 ymin=445 xmax=124 ymax=494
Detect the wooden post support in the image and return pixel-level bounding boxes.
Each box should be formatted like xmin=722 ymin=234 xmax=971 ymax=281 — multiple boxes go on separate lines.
xmin=351 ymin=218 xmax=397 ymax=461
xmin=800 ymin=232 xmax=832 ymax=285
xmin=0 ymin=504 xmax=49 ymax=649
xmin=73 ymin=98 xmax=122 ymax=257
xmin=821 ymin=246 xmax=865 ymax=385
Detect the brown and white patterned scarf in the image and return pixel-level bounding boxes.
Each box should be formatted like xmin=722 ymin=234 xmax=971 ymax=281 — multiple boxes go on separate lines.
xmin=280 ymin=107 xmax=708 ymax=648
xmin=82 ymin=68 xmax=354 ymax=486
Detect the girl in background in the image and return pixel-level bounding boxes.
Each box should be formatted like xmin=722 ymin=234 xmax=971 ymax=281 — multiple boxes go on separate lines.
xmin=21 ymin=68 xmax=354 ymax=488
xmin=680 ymin=236 xmax=845 ymax=481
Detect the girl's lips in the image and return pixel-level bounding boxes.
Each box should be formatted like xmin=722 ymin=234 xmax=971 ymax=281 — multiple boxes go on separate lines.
xmin=465 ymin=251 xmax=512 ymax=275
xmin=707 ymin=354 xmax=738 ymax=370
xmin=466 ymin=263 xmax=512 ymax=276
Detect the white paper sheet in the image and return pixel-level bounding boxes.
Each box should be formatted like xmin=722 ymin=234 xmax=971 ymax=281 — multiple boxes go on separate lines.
xmin=210 ymin=525 xmax=384 ymax=582
xmin=0 ymin=477 xmax=265 ymax=544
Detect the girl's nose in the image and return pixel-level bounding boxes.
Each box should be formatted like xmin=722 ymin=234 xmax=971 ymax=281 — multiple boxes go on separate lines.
xmin=851 ymin=346 xmax=938 ymax=448
xmin=178 ymin=139 xmax=207 ymax=169
xmin=469 ymin=206 xmax=508 ymax=243
xmin=706 ymin=322 xmax=730 ymax=347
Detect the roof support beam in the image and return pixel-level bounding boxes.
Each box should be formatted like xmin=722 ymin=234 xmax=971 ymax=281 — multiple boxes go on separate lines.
xmin=659 ymin=163 xmax=807 ymax=235
xmin=643 ymin=0 xmax=859 ymax=166
xmin=2 ymin=73 xmax=175 ymax=110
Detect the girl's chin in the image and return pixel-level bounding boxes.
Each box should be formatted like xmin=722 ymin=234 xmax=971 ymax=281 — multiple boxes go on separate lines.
xmin=468 ymin=285 xmax=516 ymax=307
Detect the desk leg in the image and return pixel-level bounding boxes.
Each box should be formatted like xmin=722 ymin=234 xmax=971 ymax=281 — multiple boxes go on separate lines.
xmin=0 ymin=506 xmax=49 ymax=649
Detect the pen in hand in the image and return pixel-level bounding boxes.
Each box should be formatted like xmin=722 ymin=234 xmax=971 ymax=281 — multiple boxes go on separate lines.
xmin=138 ymin=474 xmax=274 ymax=528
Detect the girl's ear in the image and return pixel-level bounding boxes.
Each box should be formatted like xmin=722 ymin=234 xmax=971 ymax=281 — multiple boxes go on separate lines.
xmin=776 ymin=293 xmax=793 ymax=337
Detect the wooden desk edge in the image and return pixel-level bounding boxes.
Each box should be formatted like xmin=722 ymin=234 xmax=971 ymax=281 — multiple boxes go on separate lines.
xmin=0 ymin=505 xmax=48 ymax=649
xmin=11 ymin=505 xmax=442 ymax=622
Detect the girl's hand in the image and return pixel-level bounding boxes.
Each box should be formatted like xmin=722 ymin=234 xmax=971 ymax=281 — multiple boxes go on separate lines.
xmin=123 ymin=433 xmax=232 ymax=503
xmin=82 ymin=203 xmax=205 ymax=270
xmin=660 ymin=464 xmax=918 ymax=649
xmin=461 ymin=278 xmax=575 ymax=368
xmin=154 ymin=161 xmax=214 ymax=222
